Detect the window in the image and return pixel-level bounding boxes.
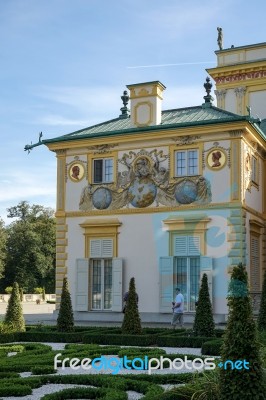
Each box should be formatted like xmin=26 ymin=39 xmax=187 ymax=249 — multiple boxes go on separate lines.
xmin=93 ymin=158 xmax=113 ymax=183
xmin=250 ymin=235 xmax=260 ymax=291
xmin=175 ymin=257 xmax=200 ymax=312
xmin=175 ymin=149 xmax=198 ymax=176
xmin=251 ymin=156 xmax=258 ymax=184
xmin=91 ymin=259 xmax=112 ymax=310
xmin=174 ymin=235 xmax=201 ymax=312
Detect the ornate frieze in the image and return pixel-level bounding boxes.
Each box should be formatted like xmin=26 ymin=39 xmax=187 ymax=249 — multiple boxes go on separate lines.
xmin=172 ymin=135 xmax=200 ymax=146
xmin=214 ymin=70 xmax=266 ymax=84
xmin=87 ymin=144 xmax=117 ymax=154
xmin=79 ymin=148 xmax=212 ymax=211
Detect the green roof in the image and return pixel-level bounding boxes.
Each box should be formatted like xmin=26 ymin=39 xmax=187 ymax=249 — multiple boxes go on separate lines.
xmin=24 ymin=104 xmax=266 ymax=152
xmin=43 ymin=105 xmax=260 ymax=145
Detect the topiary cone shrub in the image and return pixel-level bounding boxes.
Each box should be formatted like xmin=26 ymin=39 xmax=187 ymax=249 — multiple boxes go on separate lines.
xmin=122 ymin=277 xmax=142 ymax=335
xmin=193 ymin=273 xmax=215 ymax=337
xmin=57 ymin=277 xmax=74 ymax=332
xmin=219 ymin=263 xmax=264 ymax=400
xmin=257 ymin=269 xmax=266 ymax=332
xmin=4 ymin=282 xmax=25 ymax=332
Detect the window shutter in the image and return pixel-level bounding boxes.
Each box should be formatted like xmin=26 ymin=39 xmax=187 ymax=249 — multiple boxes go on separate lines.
xmin=75 ymin=258 xmax=89 ymax=311
xmin=159 ymin=257 xmax=174 ymax=313
xmin=90 ymin=239 xmax=102 ymax=258
xmin=250 ymin=236 xmax=260 ymax=291
xmin=90 ymin=239 xmax=113 ymax=258
xmin=188 ymin=236 xmax=200 ymax=256
xmin=174 ymin=236 xmax=187 ymax=256
xmin=102 ymin=239 xmax=113 ymax=258
xmin=112 ymin=258 xmax=123 ymax=311
xmin=200 ymin=256 xmax=213 ymax=302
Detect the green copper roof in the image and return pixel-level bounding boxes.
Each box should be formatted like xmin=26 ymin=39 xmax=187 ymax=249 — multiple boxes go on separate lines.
xmin=43 ymin=105 xmax=255 ymax=144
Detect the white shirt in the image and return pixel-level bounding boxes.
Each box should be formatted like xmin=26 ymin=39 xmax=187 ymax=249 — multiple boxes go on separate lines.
xmin=174 ymin=293 xmax=184 ymax=313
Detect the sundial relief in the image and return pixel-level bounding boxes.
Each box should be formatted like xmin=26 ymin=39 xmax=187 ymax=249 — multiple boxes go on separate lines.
xmin=79 ymin=149 xmax=212 ymax=211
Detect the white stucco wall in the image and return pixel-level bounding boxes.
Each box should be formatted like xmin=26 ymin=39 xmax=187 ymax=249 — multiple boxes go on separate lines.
xmin=249 ymin=90 xmax=266 ymax=119
xmin=224 ymin=89 xmax=237 ymax=113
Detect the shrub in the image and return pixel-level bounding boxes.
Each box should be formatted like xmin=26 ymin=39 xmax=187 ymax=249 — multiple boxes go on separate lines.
xmin=122 ymin=277 xmax=141 ymax=335
xmin=219 ymin=263 xmax=264 ymax=400
xmin=34 ymin=287 xmax=43 ymax=294
xmin=4 ymin=286 xmax=13 ymax=294
xmin=57 ymin=277 xmax=74 ymax=332
xmin=4 ymin=282 xmax=25 ymax=332
xmin=193 ymin=273 xmax=215 ymax=337
xmin=258 ymin=269 xmax=266 ymax=331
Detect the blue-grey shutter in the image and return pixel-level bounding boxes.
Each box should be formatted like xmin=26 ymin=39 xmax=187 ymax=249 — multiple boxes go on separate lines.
xmin=173 ymin=236 xmax=187 ymax=256
xmin=200 ymin=256 xmax=213 ymax=302
xmin=112 ymin=258 xmax=123 ymax=311
xmin=188 ymin=236 xmax=200 ymax=256
xmin=90 ymin=239 xmax=101 ymax=258
xmin=159 ymin=257 xmax=174 ymax=313
xmin=75 ymin=258 xmax=89 ymax=311
xmin=102 ymin=239 xmax=113 ymax=258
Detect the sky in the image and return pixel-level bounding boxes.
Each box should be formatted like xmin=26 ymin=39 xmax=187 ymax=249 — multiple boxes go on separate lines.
xmin=0 ymin=0 xmax=265 ymax=224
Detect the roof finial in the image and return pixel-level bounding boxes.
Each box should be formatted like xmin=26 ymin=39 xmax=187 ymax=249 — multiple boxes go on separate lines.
xmin=202 ymin=77 xmax=214 ymax=108
xmin=119 ymin=90 xmax=130 ymax=119
xmin=217 ymin=27 xmax=223 ymax=50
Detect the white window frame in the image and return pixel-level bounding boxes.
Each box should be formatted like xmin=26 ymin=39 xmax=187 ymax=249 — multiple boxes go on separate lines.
xmin=91 ymin=258 xmax=113 ymax=311
xmin=93 ymin=158 xmax=113 ymax=183
xmin=175 ymin=149 xmax=199 ymax=177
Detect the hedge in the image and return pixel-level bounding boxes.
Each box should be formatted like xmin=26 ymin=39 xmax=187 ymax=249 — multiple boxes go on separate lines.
xmin=201 ymin=338 xmax=223 ymax=356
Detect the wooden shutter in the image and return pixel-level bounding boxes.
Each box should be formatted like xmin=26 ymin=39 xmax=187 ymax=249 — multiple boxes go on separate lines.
xmin=102 ymin=239 xmax=113 ymax=258
xmin=200 ymin=256 xmax=213 ymax=302
xmin=250 ymin=236 xmax=260 ymax=291
xmin=90 ymin=239 xmax=113 ymax=258
xmin=112 ymin=258 xmax=123 ymax=311
xmin=173 ymin=235 xmax=200 ymax=257
xmin=188 ymin=236 xmax=200 ymax=256
xmin=174 ymin=236 xmax=187 ymax=256
xmin=75 ymin=258 xmax=89 ymax=311
xmin=90 ymin=239 xmax=102 ymax=258
xmin=159 ymin=257 xmax=174 ymax=313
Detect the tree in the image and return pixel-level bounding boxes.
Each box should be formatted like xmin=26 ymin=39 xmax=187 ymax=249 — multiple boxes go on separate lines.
xmin=5 ymin=282 xmax=25 ymax=332
xmin=0 ymin=218 xmax=7 ymax=280
xmin=57 ymin=277 xmax=74 ymax=332
xmin=219 ymin=263 xmax=264 ymax=400
xmin=257 ymin=269 xmax=266 ymax=331
xmin=1 ymin=201 xmax=56 ymax=293
xmin=193 ymin=273 xmax=215 ymax=337
xmin=122 ymin=277 xmax=142 ymax=334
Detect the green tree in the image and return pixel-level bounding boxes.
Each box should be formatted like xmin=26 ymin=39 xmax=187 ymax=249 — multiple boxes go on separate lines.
xmin=258 ymin=269 xmax=266 ymax=331
xmin=193 ymin=273 xmax=215 ymax=337
xmin=122 ymin=277 xmax=142 ymax=335
xmin=5 ymin=282 xmax=25 ymax=332
xmin=0 ymin=218 xmax=7 ymax=280
xmin=1 ymin=201 xmax=56 ymax=293
xmin=57 ymin=277 xmax=74 ymax=332
xmin=219 ymin=263 xmax=264 ymax=400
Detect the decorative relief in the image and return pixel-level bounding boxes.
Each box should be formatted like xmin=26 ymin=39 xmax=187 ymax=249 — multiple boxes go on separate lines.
xmin=65 ymin=156 xmax=87 ymax=183
xmin=79 ymin=148 xmax=212 ymax=211
xmin=87 ymin=144 xmax=117 ymax=154
xmin=244 ymin=149 xmax=252 ymax=192
xmin=172 ymin=135 xmax=200 ymax=146
xmin=229 ymin=130 xmax=243 ymax=138
xmin=203 ymin=143 xmax=230 ymax=169
xmin=214 ymin=70 xmax=266 ymax=84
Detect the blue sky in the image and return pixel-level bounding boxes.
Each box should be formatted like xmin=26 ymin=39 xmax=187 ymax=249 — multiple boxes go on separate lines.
xmin=0 ymin=0 xmax=265 ymax=223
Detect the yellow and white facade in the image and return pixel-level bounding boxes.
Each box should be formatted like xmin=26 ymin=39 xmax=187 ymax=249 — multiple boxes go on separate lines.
xmin=39 ymin=41 xmax=266 ymax=323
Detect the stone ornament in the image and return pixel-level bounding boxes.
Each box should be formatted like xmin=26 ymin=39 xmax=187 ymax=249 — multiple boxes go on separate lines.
xmin=68 ymin=162 xmax=85 ymax=182
xmin=206 ymin=149 xmax=227 ymax=170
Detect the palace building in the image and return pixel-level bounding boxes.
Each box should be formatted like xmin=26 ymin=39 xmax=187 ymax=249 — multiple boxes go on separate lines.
xmin=26 ymin=40 xmax=266 ymax=323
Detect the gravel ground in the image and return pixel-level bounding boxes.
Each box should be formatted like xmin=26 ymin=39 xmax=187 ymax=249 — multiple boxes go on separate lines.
xmin=2 ymin=343 xmax=204 ymax=400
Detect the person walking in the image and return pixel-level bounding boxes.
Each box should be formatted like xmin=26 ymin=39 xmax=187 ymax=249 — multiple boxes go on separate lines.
xmin=171 ymin=287 xmax=184 ymax=329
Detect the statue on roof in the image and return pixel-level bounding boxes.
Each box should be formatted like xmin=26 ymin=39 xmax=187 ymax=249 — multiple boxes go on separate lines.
xmin=217 ymin=27 xmax=223 ymax=50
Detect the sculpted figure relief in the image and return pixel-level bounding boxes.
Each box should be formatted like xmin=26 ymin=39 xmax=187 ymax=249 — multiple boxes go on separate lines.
xmin=79 ymin=149 xmax=212 ymax=211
